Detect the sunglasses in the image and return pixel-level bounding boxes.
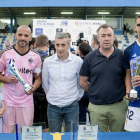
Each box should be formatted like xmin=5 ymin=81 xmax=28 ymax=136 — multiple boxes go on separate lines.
xmin=137 ymin=24 xmax=140 ymax=27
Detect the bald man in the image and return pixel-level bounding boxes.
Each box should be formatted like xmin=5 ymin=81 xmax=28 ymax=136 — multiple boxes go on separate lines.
xmin=0 ymin=25 xmax=42 ymax=133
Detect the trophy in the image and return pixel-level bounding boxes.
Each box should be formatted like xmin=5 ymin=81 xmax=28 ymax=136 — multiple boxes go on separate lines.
xmin=7 ymin=59 xmax=33 ymax=93
xmin=129 ymin=57 xmax=140 ymax=99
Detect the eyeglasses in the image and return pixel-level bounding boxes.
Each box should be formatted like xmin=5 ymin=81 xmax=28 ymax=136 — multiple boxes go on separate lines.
xmin=137 ymin=24 xmax=140 ymax=27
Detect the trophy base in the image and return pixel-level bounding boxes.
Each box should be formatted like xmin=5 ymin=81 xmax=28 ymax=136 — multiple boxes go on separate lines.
xmin=24 ymin=84 xmax=33 ymax=93
xmin=129 ymin=89 xmax=138 ymax=99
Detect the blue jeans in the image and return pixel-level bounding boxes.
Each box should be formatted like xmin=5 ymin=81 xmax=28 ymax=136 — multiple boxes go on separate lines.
xmin=47 ymin=100 xmax=79 ymax=132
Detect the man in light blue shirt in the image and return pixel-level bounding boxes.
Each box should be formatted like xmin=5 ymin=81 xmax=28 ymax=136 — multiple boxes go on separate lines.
xmin=42 ymin=33 xmax=84 ymax=132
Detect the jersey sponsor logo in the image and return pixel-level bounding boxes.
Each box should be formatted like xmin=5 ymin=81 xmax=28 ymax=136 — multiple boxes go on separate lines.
xmin=18 ymin=67 xmax=33 ymax=74
xmin=132 ymin=53 xmax=137 ymax=58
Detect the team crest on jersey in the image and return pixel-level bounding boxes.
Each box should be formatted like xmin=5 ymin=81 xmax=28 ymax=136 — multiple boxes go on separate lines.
xmin=28 ymin=57 xmax=33 ymax=64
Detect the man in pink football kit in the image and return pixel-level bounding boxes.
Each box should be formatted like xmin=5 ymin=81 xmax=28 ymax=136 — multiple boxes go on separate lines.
xmin=0 ymin=25 xmax=42 ymax=133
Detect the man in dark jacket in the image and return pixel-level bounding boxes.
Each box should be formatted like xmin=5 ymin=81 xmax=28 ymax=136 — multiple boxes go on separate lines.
xmin=33 ymin=34 xmax=49 ymax=132
xmin=78 ymin=42 xmax=91 ymax=123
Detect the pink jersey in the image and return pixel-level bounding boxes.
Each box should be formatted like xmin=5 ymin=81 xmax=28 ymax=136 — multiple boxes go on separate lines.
xmin=0 ymin=46 xmax=42 ymax=107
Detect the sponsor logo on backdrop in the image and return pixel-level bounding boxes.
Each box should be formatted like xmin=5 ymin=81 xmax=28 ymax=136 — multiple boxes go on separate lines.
xmin=85 ymin=27 xmax=92 ymax=35
xmin=56 ymin=28 xmax=63 ymax=33
xmin=60 ymin=21 xmax=68 ymax=26
xmin=75 ymin=21 xmax=102 ymax=26
xmin=72 ymin=42 xmax=77 ymax=46
xmin=75 ymin=21 xmax=81 ymax=26
xmin=35 ymin=28 xmax=43 ymax=36
xmin=37 ymin=20 xmax=54 ymax=26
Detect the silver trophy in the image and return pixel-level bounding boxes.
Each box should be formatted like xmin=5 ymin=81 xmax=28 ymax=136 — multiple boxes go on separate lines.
xmin=7 ymin=59 xmax=33 ymax=93
xmin=129 ymin=57 xmax=140 ymax=99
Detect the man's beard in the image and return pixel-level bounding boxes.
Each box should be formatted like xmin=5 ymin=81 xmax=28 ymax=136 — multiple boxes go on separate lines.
xmin=18 ymin=41 xmax=28 ymax=48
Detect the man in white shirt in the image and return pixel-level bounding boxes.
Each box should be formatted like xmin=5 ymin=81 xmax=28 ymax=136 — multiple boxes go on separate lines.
xmin=42 ymin=33 xmax=84 ymax=132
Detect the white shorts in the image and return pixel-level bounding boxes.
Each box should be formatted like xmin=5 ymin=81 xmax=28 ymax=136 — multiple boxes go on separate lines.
xmin=124 ymin=106 xmax=140 ymax=131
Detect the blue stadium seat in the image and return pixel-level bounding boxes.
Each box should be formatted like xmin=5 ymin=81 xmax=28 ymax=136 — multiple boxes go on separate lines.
xmin=123 ymin=44 xmax=127 ymax=47
xmin=114 ymin=30 xmax=123 ymax=35
xmin=126 ymin=40 xmax=130 ymax=43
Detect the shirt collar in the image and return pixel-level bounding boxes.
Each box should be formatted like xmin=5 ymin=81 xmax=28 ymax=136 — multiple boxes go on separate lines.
xmin=54 ymin=51 xmax=72 ymax=61
xmin=96 ymin=46 xmax=116 ymax=57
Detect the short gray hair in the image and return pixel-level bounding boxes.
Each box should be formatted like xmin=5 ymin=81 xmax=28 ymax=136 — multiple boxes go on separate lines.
xmin=55 ymin=33 xmax=70 ymax=44
xmin=96 ymin=24 xmax=114 ymax=35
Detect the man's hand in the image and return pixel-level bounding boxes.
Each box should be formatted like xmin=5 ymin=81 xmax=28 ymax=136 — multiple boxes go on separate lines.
xmin=8 ymin=76 xmax=18 ymax=84
xmin=0 ymin=106 xmax=5 ymax=118
xmin=131 ymin=75 xmax=140 ymax=87
xmin=25 ymin=73 xmax=41 ymax=95
xmin=25 ymin=85 xmax=34 ymax=95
